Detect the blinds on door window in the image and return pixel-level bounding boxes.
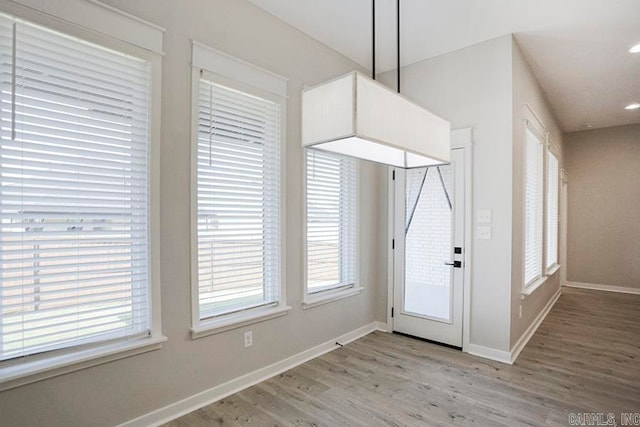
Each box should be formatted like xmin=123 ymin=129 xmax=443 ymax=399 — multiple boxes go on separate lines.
xmin=524 ymin=127 xmax=544 ymax=287
xmin=196 ymin=78 xmax=281 ymax=319
xmin=546 ymin=152 xmax=559 ymax=270
xmin=305 ymin=150 xmax=357 ymax=294
xmin=0 ymin=16 xmax=152 ymax=360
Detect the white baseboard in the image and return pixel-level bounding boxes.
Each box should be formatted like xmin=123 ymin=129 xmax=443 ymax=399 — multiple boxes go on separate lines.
xmin=466 ymin=344 xmax=512 ymax=364
xmin=564 ymin=281 xmax=640 ymax=295
xmin=467 ymin=288 xmax=561 ymax=365
xmin=373 ymin=320 xmax=390 ymax=332
xmin=510 ymin=288 xmax=561 ymax=364
xmin=118 ymin=322 xmax=385 ymax=427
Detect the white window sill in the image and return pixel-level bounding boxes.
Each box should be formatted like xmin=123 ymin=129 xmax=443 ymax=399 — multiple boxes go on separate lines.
xmin=191 ymin=305 xmax=292 ymax=339
xmin=546 ymin=263 xmax=561 ymax=276
xmin=521 ymin=276 xmax=547 ymax=299
xmin=302 ymin=286 xmax=363 ymax=310
xmin=0 ymin=335 xmax=167 ymax=392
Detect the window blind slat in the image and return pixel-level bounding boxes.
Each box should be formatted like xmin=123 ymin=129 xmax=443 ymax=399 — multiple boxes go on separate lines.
xmin=0 ymin=16 xmax=152 ymax=361
xmin=524 ymin=127 xmax=544 ymax=286
xmin=305 ymin=151 xmax=357 ymax=294
xmin=196 ymin=78 xmax=281 ymax=321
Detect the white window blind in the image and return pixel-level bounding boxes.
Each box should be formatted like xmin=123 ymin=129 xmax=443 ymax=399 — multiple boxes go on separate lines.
xmin=305 ymin=150 xmax=357 ymax=294
xmin=546 ymin=152 xmax=559 ymax=270
xmin=524 ymin=127 xmax=544 ymax=287
xmin=196 ymin=77 xmax=281 ymax=320
xmin=0 ymin=16 xmax=152 ymax=361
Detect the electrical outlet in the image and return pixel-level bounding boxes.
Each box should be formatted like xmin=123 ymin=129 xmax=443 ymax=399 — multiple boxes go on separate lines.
xmin=519 ymin=305 xmax=523 ymax=319
xmin=243 ymin=331 xmax=253 ymax=348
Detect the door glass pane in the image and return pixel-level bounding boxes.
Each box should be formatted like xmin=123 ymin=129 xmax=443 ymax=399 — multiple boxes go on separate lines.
xmin=404 ymin=165 xmax=453 ymax=321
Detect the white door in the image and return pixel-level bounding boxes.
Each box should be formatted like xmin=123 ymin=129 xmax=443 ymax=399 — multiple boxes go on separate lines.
xmin=393 ymin=148 xmax=466 ymax=347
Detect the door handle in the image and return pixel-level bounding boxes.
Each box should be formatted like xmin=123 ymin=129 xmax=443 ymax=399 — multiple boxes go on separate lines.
xmin=444 ymin=261 xmax=462 ymax=268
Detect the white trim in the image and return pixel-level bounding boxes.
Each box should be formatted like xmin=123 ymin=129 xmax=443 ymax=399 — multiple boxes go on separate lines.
xmin=563 ymin=282 xmax=640 ymax=295
xmin=373 ymin=321 xmax=390 ymax=332
xmin=559 ymin=170 xmax=569 ymax=286
xmin=458 ymin=128 xmax=473 ymax=352
xmin=387 ymin=128 xmax=473 ymax=349
xmin=522 ymin=276 xmax=548 ymax=298
xmin=466 ymin=344 xmax=512 ymax=365
xmin=546 ymin=263 xmax=561 ymax=276
xmin=510 ymin=288 xmax=561 ymax=364
xmin=386 ymin=167 xmax=395 ymax=332
xmin=189 ymin=67 xmax=201 ymax=333
xmin=0 ymin=0 xmax=165 ymax=54
xmin=547 ymin=134 xmax=561 ymax=157
xmin=191 ymin=306 xmax=292 ymax=339
xmin=451 ymin=127 xmax=473 ymax=149
xmin=0 ymin=6 xmax=164 ymax=388
xmin=0 ymin=336 xmax=166 ymax=392
xmin=302 ymin=286 xmax=363 ymax=310
xmin=472 ymin=287 xmax=561 ymax=365
xmin=118 ymin=322 xmax=386 ymax=427
xmin=191 ymin=41 xmax=287 ymax=98
xmin=301 ymin=150 xmax=360 ymax=307
xmin=189 ymin=58 xmax=289 ymax=337
xmin=523 ymin=103 xmax=547 ymax=140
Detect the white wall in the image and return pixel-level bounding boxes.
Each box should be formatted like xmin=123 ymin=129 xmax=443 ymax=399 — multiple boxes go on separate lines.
xmin=380 ymin=35 xmax=514 ymax=352
xmin=510 ymin=38 xmax=564 ymax=348
xmin=0 ymin=1 xmax=387 ymax=426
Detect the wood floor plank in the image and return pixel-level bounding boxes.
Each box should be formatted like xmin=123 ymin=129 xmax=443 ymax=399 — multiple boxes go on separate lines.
xmin=165 ymin=288 xmax=640 ymax=426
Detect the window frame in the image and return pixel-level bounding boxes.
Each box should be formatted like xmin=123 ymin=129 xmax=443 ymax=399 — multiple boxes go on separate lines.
xmin=522 ymin=106 xmax=562 ymax=296
xmin=0 ymin=4 xmax=164 ymax=391
xmin=302 ymin=150 xmax=361 ymax=309
xmin=189 ymin=43 xmax=290 ymax=339
xmin=545 ymin=142 xmax=561 ymax=275
xmin=523 ymin=122 xmax=545 ymax=291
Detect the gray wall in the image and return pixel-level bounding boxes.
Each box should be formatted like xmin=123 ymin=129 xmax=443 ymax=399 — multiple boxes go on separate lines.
xmin=0 ymin=1 xmax=387 ymax=426
xmin=510 ymin=39 xmax=564 ymax=348
xmin=380 ymin=35 xmax=515 ymax=352
xmin=565 ymin=124 xmax=640 ymax=289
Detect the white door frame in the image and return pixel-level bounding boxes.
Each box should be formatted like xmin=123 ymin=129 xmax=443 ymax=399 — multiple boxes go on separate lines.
xmin=385 ymin=128 xmax=473 ymax=351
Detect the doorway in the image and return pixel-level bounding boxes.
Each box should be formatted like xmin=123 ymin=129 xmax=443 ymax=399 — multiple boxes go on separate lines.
xmin=391 ymin=130 xmax=471 ymax=348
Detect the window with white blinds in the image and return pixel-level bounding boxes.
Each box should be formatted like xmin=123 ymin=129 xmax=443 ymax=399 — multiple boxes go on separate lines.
xmin=546 ymin=151 xmax=559 ymax=270
xmin=305 ymin=150 xmax=357 ymax=294
xmin=524 ymin=127 xmax=544 ymax=287
xmin=195 ymin=76 xmax=281 ymax=320
xmin=0 ymin=16 xmax=152 ymax=360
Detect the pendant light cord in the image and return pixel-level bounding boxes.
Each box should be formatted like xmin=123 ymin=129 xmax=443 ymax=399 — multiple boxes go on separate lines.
xmin=397 ymin=0 xmax=400 ymax=93
xmin=372 ymin=0 xmax=376 ymax=79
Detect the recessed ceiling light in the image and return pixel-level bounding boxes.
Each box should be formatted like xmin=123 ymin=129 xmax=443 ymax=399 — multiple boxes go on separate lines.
xmin=630 ymin=43 xmax=640 ymax=53
xmin=624 ymin=103 xmax=640 ymax=110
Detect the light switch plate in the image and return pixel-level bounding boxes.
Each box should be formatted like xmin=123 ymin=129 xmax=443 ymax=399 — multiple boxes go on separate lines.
xmin=477 ymin=226 xmax=492 ymax=240
xmin=243 ymin=331 xmax=253 ymax=348
xmin=477 ymin=210 xmax=492 ymax=224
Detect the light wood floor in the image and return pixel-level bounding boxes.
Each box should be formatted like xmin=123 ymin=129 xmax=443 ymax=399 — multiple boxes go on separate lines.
xmin=166 ymin=288 xmax=640 ymax=426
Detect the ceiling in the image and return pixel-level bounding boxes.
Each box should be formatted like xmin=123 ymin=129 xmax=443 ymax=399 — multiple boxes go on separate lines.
xmin=248 ymin=0 xmax=640 ymax=132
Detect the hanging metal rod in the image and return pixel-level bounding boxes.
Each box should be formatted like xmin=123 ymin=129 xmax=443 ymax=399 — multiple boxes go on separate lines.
xmin=397 ymin=0 xmax=400 ymax=93
xmin=372 ymin=0 xmax=376 ymax=79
